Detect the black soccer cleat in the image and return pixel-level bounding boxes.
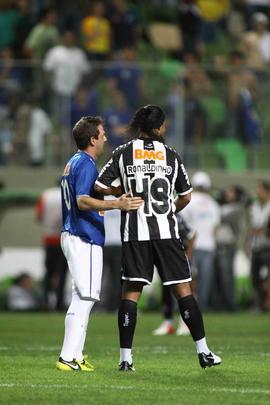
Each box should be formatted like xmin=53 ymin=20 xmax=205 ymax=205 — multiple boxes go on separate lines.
xmin=119 ymin=361 xmax=135 ymax=371
xmin=198 ymin=352 xmax=222 ymax=369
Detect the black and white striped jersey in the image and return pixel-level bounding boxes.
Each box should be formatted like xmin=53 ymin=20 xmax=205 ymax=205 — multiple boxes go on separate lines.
xmin=96 ymin=138 xmax=192 ymax=242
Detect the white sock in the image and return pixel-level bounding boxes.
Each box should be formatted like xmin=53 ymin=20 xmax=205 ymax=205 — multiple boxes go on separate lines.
xmin=74 ymin=330 xmax=87 ymax=362
xmin=195 ymin=337 xmax=210 ymax=354
xmin=74 ymin=301 xmax=94 ymax=362
xmin=60 ymin=291 xmax=94 ymax=361
xmin=120 ymin=348 xmax=132 ymax=364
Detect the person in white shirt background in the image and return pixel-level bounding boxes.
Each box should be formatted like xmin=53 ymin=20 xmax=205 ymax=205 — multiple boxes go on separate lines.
xmin=36 ymin=181 xmax=68 ymax=310
xmin=7 ymin=273 xmax=39 ymax=311
xmin=28 ymin=101 xmax=53 ymax=166
xmin=247 ymin=180 xmax=270 ymax=310
xmin=182 ymin=171 xmax=221 ymax=311
xmin=43 ymin=29 xmax=90 ymax=126
xmin=242 ymin=12 xmax=270 ymax=71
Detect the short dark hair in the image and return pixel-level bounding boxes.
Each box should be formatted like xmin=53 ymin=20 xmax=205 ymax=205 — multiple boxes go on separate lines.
xmin=14 ymin=272 xmax=31 ymax=286
xmin=72 ymin=116 xmax=103 ymax=150
xmin=39 ymin=7 xmax=57 ymax=21
xmin=129 ymin=105 xmax=165 ymax=140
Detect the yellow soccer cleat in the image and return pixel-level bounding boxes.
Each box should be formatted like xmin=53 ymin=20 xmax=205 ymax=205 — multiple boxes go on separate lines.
xmin=76 ymin=354 xmax=95 ymax=371
xmin=56 ymin=357 xmax=80 ymax=371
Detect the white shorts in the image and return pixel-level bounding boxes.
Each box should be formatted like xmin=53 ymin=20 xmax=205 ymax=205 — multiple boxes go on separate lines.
xmin=61 ymin=232 xmax=103 ymax=301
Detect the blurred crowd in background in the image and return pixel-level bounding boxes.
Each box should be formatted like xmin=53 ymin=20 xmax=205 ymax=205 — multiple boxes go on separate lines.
xmin=0 ymin=0 xmax=270 ymax=167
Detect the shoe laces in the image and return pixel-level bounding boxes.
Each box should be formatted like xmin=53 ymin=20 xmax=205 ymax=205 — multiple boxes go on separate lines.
xmin=79 ymin=354 xmax=94 ymax=369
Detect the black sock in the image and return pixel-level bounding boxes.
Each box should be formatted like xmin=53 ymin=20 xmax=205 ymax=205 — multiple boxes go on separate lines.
xmin=162 ymin=286 xmax=174 ymax=320
xmin=178 ymin=295 xmax=205 ymax=341
xmin=118 ymin=299 xmax=137 ymax=348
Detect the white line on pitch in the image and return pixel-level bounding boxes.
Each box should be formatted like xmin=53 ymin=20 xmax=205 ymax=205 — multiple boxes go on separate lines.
xmin=210 ymin=388 xmax=270 ymax=395
xmin=0 ymin=384 xmax=270 ymax=395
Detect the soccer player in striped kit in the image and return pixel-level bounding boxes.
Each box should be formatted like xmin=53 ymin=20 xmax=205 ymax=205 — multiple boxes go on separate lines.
xmin=95 ymin=105 xmax=222 ymax=371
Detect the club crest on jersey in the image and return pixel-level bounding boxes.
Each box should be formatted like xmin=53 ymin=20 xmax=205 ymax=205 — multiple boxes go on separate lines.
xmin=134 ymin=149 xmax=165 ymax=161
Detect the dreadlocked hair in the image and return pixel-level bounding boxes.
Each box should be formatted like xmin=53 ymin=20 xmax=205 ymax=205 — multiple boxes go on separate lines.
xmin=128 ymin=105 xmax=165 ymax=141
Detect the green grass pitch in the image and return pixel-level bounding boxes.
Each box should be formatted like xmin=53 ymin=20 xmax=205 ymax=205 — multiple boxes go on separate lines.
xmin=0 ymin=312 xmax=269 ymax=404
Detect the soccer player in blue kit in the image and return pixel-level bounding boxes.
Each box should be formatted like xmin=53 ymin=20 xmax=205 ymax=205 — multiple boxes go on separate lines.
xmin=56 ymin=116 xmax=142 ymax=371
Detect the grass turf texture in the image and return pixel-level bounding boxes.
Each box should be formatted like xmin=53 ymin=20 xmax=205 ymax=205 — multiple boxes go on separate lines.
xmin=0 ymin=312 xmax=269 ymax=404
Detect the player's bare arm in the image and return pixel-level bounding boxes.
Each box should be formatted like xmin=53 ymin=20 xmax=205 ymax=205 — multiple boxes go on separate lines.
xmin=174 ymin=192 xmax=192 ymax=213
xmin=94 ymin=184 xmax=123 ymax=197
xmin=77 ymin=194 xmax=143 ymax=212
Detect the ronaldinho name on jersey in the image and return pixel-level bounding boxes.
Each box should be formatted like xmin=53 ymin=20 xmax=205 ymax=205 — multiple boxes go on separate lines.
xmin=126 ymin=163 xmax=172 ymax=175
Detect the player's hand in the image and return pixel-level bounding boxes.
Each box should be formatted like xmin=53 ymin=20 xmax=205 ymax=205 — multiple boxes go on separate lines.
xmin=117 ymin=192 xmax=143 ymax=211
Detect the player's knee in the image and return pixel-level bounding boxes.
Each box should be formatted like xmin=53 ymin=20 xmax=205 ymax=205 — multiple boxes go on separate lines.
xmin=172 ymin=282 xmax=192 ymax=299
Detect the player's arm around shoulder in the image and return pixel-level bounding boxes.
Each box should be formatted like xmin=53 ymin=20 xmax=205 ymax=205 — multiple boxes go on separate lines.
xmin=76 ymin=193 xmax=143 ymax=212
xmin=94 ymin=184 xmax=123 ymax=197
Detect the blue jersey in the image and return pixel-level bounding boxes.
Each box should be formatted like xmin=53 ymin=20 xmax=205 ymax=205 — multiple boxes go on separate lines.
xmin=61 ymin=151 xmax=105 ymax=246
